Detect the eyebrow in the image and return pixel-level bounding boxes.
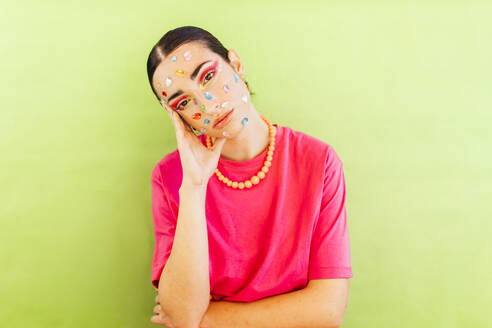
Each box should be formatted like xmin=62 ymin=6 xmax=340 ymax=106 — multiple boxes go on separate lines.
xmin=167 ymin=60 xmax=212 ymax=104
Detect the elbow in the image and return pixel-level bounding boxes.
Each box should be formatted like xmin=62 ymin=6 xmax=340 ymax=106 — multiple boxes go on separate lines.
xmin=158 ymin=292 xmax=209 ymax=328
xmin=324 ymin=312 xmax=345 ymax=328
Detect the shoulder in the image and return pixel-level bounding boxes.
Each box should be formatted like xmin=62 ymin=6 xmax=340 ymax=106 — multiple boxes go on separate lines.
xmin=280 ymin=125 xmax=341 ymax=168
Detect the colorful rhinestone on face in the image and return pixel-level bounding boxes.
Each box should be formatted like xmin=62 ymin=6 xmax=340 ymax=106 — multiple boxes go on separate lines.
xmin=242 ymin=117 xmax=248 ymax=126
xmin=223 ymin=84 xmax=229 ymax=93
xmin=157 ymin=82 xmax=161 ymax=87
xmin=172 ymin=55 xmax=177 ymax=62
xmin=183 ymin=51 xmax=192 ymax=61
xmin=221 ymin=102 xmax=232 ymax=110
xmin=166 ymin=77 xmax=172 ymax=86
xmin=201 ymin=105 xmax=206 ymax=111
xmin=162 ymin=91 xmax=167 ymax=97
xmin=204 ymin=92 xmax=212 ymax=100
xmin=176 ymin=69 xmax=185 ymax=77
xmin=234 ymin=73 xmax=239 ymax=83
xmin=192 ymin=112 xmax=201 ymax=119
xmin=200 ymin=127 xmax=207 ymax=133
xmin=241 ymin=94 xmax=248 ymax=103
xmin=193 ymin=97 xmax=198 ymax=105
xmin=204 ymin=119 xmax=210 ymax=125
xmin=222 ymin=131 xmax=229 ymax=136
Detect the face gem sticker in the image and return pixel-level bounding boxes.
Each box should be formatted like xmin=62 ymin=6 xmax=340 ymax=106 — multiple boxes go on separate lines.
xmin=172 ymin=56 xmax=177 ymax=62
xmin=241 ymin=94 xmax=248 ymax=103
xmin=157 ymin=82 xmax=161 ymax=87
xmin=162 ymin=91 xmax=167 ymax=97
xmin=221 ymin=102 xmax=232 ymax=110
xmin=222 ymin=131 xmax=229 ymax=136
xmin=193 ymin=97 xmax=198 ymax=105
xmin=234 ymin=73 xmax=239 ymax=83
xmin=166 ymin=77 xmax=172 ymax=87
xmin=204 ymin=92 xmax=212 ymax=100
xmin=200 ymin=127 xmax=207 ymax=133
xmin=223 ymin=84 xmax=229 ymax=93
xmin=201 ymin=105 xmax=206 ymax=111
xmin=176 ymin=70 xmax=185 ymax=77
xmin=204 ymin=119 xmax=210 ymax=125
xmin=192 ymin=112 xmax=201 ymax=120
xmin=241 ymin=117 xmax=249 ymax=126
xmin=183 ymin=51 xmax=192 ymax=61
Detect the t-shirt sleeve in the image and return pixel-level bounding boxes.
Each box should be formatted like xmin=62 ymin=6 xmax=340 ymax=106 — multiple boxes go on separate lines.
xmin=308 ymin=146 xmax=353 ymax=280
xmin=150 ymin=164 xmax=177 ymax=290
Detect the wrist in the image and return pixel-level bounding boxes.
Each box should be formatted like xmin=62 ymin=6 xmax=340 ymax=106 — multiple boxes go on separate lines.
xmin=180 ymin=179 xmax=208 ymax=193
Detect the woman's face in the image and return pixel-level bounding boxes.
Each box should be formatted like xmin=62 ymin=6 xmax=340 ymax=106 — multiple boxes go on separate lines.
xmin=152 ymin=41 xmax=251 ymax=138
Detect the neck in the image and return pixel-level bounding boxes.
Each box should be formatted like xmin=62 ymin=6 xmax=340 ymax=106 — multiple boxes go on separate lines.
xmin=219 ymin=104 xmax=271 ymax=162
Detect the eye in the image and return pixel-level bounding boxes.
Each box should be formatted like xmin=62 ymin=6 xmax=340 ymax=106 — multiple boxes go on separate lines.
xmin=176 ymin=98 xmax=189 ymax=110
xmin=202 ymin=70 xmax=215 ymax=86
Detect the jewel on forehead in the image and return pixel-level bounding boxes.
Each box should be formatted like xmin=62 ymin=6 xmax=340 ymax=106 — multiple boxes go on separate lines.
xmin=192 ymin=112 xmax=201 ymax=119
xmin=176 ymin=70 xmax=185 ymax=77
xmin=204 ymin=119 xmax=210 ymax=125
xmin=172 ymin=56 xmax=177 ymax=62
xmin=234 ymin=73 xmax=239 ymax=83
xmin=223 ymin=84 xmax=229 ymax=93
xmin=241 ymin=117 xmax=249 ymax=126
xmin=241 ymin=94 xmax=248 ymax=103
xmin=204 ymin=92 xmax=212 ymax=100
xmin=166 ymin=77 xmax=172 ymax=86
xmin=183 ymin=51 xmax=192 ymax=61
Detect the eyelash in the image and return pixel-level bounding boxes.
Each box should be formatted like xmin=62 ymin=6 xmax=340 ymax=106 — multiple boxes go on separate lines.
xmin=174 ymin=68 xmax=216 ymax=110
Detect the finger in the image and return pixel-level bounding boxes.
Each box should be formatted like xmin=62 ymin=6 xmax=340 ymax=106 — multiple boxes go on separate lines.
xmin=150 ymin=314 xmax=165 ymax=325
xmin=153 ymin=304 xmax=161 ymax=315
xmin=155 ymin=294 xmax=160 ymax=304
xmin=211 ymin=137 xmax=227 ymax=152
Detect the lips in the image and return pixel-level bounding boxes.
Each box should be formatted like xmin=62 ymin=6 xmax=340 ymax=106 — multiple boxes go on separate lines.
xmin=213 ymin=109 xmax=234 ymax=128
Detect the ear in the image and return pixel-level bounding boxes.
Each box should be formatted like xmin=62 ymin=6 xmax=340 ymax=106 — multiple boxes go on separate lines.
xmin=227 ymin=49 xmax=245 ymax=79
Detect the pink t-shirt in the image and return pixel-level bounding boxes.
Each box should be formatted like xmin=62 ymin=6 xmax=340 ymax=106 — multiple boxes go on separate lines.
xmin=150 ymin=123 xmax=353 ymax=302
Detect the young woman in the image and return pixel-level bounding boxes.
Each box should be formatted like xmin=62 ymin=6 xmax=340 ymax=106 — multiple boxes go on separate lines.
xmin=147 ymin=26 xmax=353 ymax=328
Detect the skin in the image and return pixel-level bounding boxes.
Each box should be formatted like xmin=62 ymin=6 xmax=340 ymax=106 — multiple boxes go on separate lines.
xmin=152 ymin=41 xmax=274 ymax=164
xmin=150 ymin=41 xmax=279 ymax=326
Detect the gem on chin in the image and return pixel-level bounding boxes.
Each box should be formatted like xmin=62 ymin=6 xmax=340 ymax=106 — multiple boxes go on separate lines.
xmin=242 ymin=117 xmax=248 ymax=126
xmin=223 ymin=84 xmax=229 ymax=93
xmin=184 ymin=51 xmax=192 ymax=61
xmin=166 ymin=77 xmax=172 ymax=86
xmin=172 ymin=55 xmax=177 ymax=62
xmin=204 ymin=92 xmax=212 ymax=100
xmin=204 ymin=119 xmax=210 ymax=125
xmin=241 ymin=94 xmax=247 ymax=103
xmin=193 ymin=112 xmax=202 ymax=119
xmin=176 ymin=69 xmax=185 ymax=77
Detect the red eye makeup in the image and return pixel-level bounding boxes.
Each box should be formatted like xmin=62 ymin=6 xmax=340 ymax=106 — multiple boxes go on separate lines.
xmin=199 ymin=60 xmax=218 ymax=83
xmin=170 ymin=94 xmax=189 ymax=111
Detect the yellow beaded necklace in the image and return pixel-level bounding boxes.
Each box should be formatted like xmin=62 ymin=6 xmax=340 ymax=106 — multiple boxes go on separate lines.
xmin=205 ymin=115 xmax=276 ymax=189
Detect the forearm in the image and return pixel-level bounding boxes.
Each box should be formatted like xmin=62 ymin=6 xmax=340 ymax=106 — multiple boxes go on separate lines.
xmin=199 ymin=287 xmax=339 ymax=328
xmin=158 ymin=180 xmax=210 ymax=328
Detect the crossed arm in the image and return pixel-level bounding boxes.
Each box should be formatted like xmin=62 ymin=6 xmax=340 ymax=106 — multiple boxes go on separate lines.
xmin=152 ymin=278 xmax=350 ymax=328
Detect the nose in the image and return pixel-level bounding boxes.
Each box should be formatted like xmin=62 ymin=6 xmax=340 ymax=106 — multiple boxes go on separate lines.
xmin=194 ymin=92 xmax=221 ymax=116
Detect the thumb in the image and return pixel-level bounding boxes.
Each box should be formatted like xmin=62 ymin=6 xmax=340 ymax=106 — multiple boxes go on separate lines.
xmin=211 ymin=137 xmax=227 ymax=153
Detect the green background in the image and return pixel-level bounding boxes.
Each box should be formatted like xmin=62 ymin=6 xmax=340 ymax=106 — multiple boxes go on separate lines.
xmin=1 ymin=0 xmax=491 ymax=327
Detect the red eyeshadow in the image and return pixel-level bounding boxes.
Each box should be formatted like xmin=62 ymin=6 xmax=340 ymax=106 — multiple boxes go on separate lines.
xmin=170 ymin=94 xmax=188 ymax=110
xmin=199 ymin=60 xmax=218 ymax=82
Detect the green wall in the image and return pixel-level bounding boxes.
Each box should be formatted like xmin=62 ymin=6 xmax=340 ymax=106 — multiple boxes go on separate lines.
xmin=1 ymin=0 xmax=490 ymax=327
